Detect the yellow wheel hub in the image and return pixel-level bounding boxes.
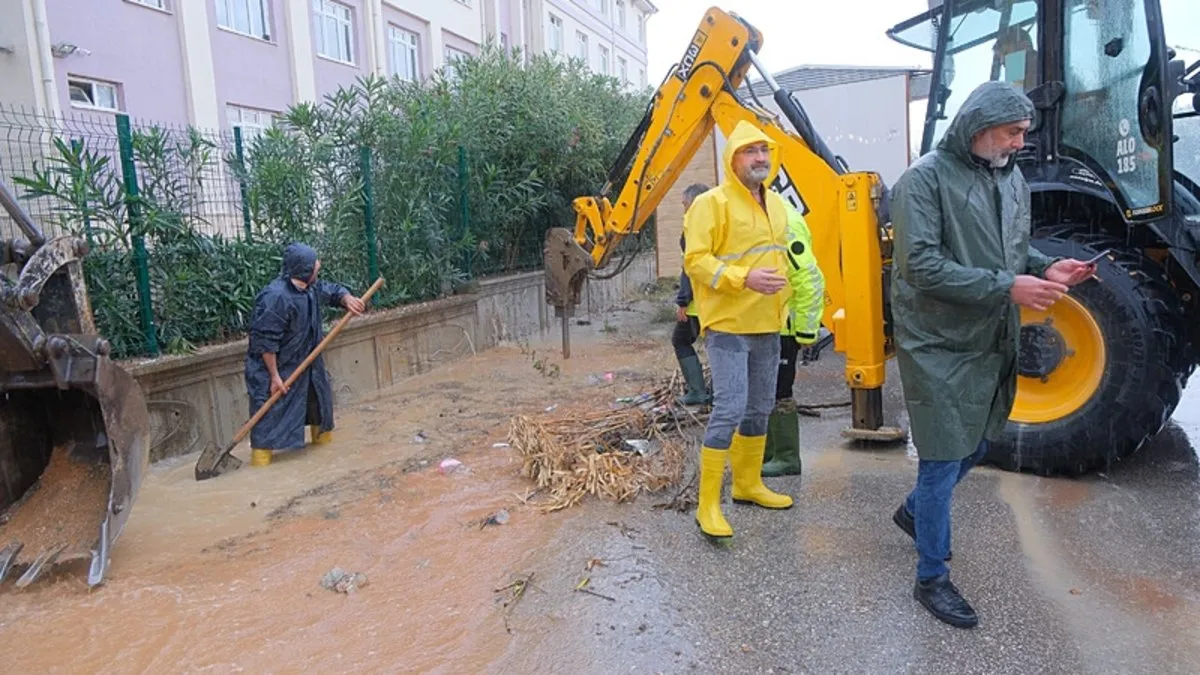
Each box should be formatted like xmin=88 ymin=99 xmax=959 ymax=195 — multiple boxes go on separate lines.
xmin=1011 ymin=294 xmax=1106 ymax=424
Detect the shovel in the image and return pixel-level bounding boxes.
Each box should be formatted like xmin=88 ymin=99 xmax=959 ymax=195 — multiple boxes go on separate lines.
xmin=194 ymin=277 xmax=385 ymax=480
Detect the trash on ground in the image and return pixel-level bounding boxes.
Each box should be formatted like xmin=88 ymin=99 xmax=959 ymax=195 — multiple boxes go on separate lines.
xmin=574 ymin=576 xmax=616 ymax=602
xmin=615 ymin=393 xmax=653 ymax=405
xmin=508 ymin=378 xmax=691 ymax=513
xmin=494 ymin=572 xmax=535 ymax=634
xmin=480 ymin=508 xmax=510 ymax=529
xmin=545 ymin=404 xmax=558 ymax=412
xmin=320 ymin=567 xmax=369 ymax=594
xmin=412 ymin=431 xmax=428 ymax=444
xmin=492 ymin=442 xmax=510 ymax=448
xmin=622 ymin=439 xmax=659 ymax=456
xmin=438 ymin=458 xmax=465 ymax=474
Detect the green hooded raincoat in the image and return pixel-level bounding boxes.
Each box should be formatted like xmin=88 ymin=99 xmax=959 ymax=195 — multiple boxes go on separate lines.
xmin=890 ymin=81 xmax=1058 ymax=462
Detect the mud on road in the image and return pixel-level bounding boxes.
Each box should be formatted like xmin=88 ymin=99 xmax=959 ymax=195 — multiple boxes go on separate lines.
xmin=2 ymin=289 xmax=1199 ymax=675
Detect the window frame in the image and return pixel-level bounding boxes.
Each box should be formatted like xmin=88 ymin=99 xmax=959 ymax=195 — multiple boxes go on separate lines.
xmin=548 ymin=14 xmax=563 ymax=53
xmin=313 ymin=0 xmax=355 ymax=65
xmin=215 ymin=0 xmax=271 ymax=41
xmin=67 ymin=77 xmax=121 ymax=112
xmin=387 ymin=24 xmax=420 ymax=81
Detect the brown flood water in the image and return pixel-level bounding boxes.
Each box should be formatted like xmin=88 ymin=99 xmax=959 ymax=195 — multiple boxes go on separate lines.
xmin=0 ymin=332 xmax=674 ymax=674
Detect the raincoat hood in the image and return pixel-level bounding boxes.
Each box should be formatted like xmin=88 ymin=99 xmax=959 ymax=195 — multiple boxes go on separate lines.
xmin=281 ymin=242 xmax=318 ymax=281
xmin=936 ymin=81 xmax=1034 ymax=166
xmin=722 ymin=120 xmax=781 ymax=195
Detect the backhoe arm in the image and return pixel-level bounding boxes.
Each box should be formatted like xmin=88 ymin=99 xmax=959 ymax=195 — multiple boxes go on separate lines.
xmin=543 ymin=8 xmax=760 ymax=315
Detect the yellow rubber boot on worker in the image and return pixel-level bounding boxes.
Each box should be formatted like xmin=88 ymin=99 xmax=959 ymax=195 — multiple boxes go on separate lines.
xmin=695 ymin=446 xmax=733 ymax=538
xmin=730 ymin=433 xmax=793 ymax=509
xmin=310 ymin=425 xmax=333 ymax=445
xmin=250 ymin=448 xmax=273 ymax=467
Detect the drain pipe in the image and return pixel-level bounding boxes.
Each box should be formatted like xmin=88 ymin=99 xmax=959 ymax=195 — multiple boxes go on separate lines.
xmin=30 ymin=0 xmax=58 ymax=116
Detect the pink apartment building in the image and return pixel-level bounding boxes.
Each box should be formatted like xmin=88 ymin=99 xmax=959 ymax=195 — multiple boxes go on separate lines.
xmin=0 ymin=0 xmax=656 ymax=132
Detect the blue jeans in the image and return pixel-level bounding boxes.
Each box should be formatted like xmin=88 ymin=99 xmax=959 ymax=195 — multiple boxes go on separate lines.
xmin=904 ymin=439 xmax=990 ymax=580
xmin=702 ymin=331 xmax=780 ymax=448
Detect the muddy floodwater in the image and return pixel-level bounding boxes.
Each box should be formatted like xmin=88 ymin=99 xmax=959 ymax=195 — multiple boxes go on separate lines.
xmin=2 ymin=297 xmax=1199 ymax=674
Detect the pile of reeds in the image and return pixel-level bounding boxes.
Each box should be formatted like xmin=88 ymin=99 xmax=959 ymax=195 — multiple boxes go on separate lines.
xmin=509 ymin=383 xmax=694 ymax=513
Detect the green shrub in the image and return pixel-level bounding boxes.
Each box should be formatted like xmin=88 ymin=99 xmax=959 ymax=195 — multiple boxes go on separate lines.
xmin=11 ymin=44 xmax=650 ymax=358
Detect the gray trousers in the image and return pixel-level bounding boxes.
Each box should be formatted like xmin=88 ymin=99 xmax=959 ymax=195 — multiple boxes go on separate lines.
xmin=702 ymin=331 xmax=781 ymax=449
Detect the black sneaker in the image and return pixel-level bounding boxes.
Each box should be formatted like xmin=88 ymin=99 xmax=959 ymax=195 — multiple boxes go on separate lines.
xmin=914 ymin=573 xmax=978 ymax=629
xmin=892 ymin=505 xmax=952 ymax=562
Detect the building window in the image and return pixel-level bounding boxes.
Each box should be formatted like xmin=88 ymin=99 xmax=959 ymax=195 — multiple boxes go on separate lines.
xmin=597 ymin=0 xmax=608 ymax=14
xmin=617 ymin=55 xmax=627 ymax=84
xmin=443 ymin=45 xmax=470 ymax=78
xmin=227 ymin=104 xmax=276 ymax=139
xmin=576 ymin=30 xmax=588 ymax=61
xmin=617 ymin=1 xmax=626 ymax=30
xmin=387 ymin=25 xmax=419 ymax=81
xmin=313 ymin=0 xmax=354 ymax=63
xmin=129 ymin=0 xmax=165 ymax=9
xmin=639 ymin=67 xmax=646 ymax=88
xmin=547 ymin=14 xmax=563 ymax=53
xmin=216 ymin=0 xmax=270 ymax=40
xmin=68 ymin=77 xmax=120 ymax=111
xmin=598 ymin=44 xmax=609 ymax=76
xmin=500 ymin=32 xmax=508 ymax=51
xmin=638 ymin=14 xmax=646 ymax=44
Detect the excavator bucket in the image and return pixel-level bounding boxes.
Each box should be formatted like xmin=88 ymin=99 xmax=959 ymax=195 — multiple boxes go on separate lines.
xmin=0 ymin=179 xmax=150 ymax=589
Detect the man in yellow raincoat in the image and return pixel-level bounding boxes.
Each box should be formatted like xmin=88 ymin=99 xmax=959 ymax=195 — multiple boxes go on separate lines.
xmin=762 ymin=205 xmax=825 ymax=477
xmin=683 ymin=120 xmax=795 ymax=539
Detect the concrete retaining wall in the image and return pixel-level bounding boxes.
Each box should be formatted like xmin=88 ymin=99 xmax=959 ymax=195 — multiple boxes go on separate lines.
xmin=127 ymin=254 xmax=658 ymax=463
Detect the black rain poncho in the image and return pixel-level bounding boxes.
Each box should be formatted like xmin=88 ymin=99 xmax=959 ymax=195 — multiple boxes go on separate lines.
xmin=243 ymin=243 xmax=350 ymax=451
xmin=889 ymin=81 xmax=1057 ymax=462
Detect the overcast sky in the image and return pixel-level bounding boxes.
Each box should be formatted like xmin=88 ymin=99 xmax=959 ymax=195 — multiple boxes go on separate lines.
xmin=643 ymin=1 xmax=935 ymax=85
xmin=644 ymin=1 xmax=1197 ymax=84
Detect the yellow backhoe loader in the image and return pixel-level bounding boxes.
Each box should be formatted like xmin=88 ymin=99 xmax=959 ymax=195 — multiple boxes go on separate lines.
xmin=0 ymin=178 xmax=150 ymax=588
xmin=545 ymin=2 xmax=1200 ymax=476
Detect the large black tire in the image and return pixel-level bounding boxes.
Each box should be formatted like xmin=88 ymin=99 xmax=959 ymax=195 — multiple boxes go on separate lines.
xmin=984 ymin=227 xmax=1194 ymax=476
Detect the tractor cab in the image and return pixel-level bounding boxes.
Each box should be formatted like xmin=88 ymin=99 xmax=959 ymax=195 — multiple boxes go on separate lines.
xmin=887 ymin=0 xmax=1197 ymax=225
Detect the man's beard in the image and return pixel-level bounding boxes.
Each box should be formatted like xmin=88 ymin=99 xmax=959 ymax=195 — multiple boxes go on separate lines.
xmin=741 ymin=164 xmax=770 ymax=185
xmin=977 ymin=140 xmax=1014 ymax=168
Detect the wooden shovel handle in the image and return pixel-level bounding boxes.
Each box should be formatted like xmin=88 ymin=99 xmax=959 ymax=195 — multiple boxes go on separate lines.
xmin=232 ymin=277 xmax=385 ymax=446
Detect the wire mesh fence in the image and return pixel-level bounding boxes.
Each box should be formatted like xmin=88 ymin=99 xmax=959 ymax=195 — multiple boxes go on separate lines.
xmin=0 ymin=87 xmax=654 ymax=360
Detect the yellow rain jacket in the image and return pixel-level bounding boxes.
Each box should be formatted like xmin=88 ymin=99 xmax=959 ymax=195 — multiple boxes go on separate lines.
xmin=781 ymin=205 xmax=825 ymax=344
xmin=683 ymin=120 xmax=792 ymax=335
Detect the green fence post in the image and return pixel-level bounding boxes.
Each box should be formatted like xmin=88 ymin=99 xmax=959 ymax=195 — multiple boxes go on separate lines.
xmin=457 ymin=144 xmax=471 ymax=277
xmin=360 ymin=145 xmax=379 ymax=283
xmin=70 ymin=138 xmax=95 ymax=249
xmin=116 ymin=113 xmax=159 ymax=357
xmin=233 ymin=126 xmax=253 ymax=240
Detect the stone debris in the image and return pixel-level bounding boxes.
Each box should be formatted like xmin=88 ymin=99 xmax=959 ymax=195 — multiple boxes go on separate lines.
xmin=321 ymin=567 xmax=369 ymax=594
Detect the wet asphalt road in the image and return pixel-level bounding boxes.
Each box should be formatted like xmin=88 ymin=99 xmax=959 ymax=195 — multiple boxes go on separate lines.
xmin=501 ymin=326 xmax=1200 ymax=675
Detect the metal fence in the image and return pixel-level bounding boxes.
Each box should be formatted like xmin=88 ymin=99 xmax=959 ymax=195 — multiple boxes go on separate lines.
xmin=0 ymin=104 xmax=580 ymax=359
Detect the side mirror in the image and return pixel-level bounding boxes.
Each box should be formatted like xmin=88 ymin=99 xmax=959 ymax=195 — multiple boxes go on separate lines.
xmin=1026 ymin=80 xmax=1065 ymax=110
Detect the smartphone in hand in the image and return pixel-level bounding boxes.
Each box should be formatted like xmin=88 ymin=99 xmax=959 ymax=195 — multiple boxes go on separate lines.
xmin=1083 ymin=249 xmax=1112 ymax=265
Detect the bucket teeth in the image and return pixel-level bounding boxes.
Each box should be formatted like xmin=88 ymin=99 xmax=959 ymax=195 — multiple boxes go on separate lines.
xmin=0 ymin=541 xmax=23 ymax=582
xmin=15 ymin=542 xmax=67 ymax=588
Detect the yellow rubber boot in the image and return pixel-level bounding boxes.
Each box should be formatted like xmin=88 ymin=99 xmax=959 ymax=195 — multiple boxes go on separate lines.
xmin=695 ymin=446 xmax=733 ymax=538
xmin=730 ymin=433 xmax=793 ymax=509
xmin=310 ymin=425 xmax=333 ymax=445
xmin=250 ymin=448 xmax=273 ymax=467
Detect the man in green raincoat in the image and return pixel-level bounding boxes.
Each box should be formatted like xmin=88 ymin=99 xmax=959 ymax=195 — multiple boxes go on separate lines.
xmin=888 ymin=81 xmax=1096 ymax=628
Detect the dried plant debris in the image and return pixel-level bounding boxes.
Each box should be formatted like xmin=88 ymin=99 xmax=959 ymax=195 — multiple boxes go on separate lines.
xmin=509 ymin=380 xmax=696 ymax=512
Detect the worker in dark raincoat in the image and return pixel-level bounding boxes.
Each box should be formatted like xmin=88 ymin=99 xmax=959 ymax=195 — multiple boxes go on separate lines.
xmin=244 ymin=242 xmax=365 ymax=467
xmin=888 ymin=81 xmax=1096 ymax=628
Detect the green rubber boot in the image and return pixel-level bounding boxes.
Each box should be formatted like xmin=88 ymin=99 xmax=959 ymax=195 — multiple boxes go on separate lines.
xmin=762 ymin=400 xmax=802 ymax=477
xmin=676 ymin=354 xmax=711 ymax=406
